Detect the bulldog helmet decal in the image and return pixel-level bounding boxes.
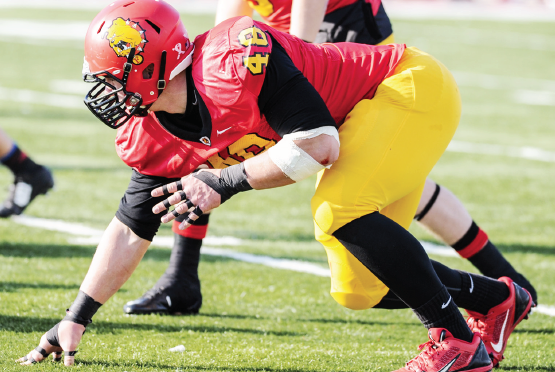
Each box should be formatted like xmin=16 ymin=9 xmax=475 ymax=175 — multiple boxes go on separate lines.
xmin=104 ymin=17 xmax=148 ymax=65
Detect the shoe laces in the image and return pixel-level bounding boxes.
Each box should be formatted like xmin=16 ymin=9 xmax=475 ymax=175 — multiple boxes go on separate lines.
xmin=467 ymin=312 xmax=497 ymax=342
xmin=404 ymin=339 xmax=446 ymax=371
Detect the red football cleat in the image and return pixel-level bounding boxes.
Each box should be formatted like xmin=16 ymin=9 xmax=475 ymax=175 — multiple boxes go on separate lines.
xmin=466 ymin=277 xmax=534 ymax=368
xmin=393 ymin=328 xmax=493 ymax=372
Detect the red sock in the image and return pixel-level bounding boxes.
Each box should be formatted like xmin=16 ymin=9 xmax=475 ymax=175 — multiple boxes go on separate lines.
xmin=452 ymin=221 xmax=488 ymax=259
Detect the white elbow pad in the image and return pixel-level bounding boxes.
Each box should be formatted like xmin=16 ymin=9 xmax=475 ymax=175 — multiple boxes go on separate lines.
xmin=268 ymin=126 xmax=340 ymax=182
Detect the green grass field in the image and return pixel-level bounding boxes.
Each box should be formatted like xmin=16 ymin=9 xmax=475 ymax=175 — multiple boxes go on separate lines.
xmin=0 ymin=6 xmax=554 ymax=372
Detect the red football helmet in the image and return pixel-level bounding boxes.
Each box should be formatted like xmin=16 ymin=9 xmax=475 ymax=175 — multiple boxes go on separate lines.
xmin=83 ymin=0 xmax=194 ymax=128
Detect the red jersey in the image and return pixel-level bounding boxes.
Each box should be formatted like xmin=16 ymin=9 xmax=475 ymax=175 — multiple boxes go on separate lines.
xmin=244 ymin=0 xmax=382 ymax=32
xmin=115 ymin=17 xmax=405 ymax=178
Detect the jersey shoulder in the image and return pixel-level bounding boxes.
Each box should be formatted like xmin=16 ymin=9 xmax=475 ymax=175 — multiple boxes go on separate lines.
xmin=193 ymin=16 xmax=273 ymax=101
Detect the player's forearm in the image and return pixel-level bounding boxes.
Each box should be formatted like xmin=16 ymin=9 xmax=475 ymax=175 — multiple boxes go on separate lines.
xmin=243 ymin=151 xmax=296 ymax=189
xmin=215 ymin=0 xmax=253 ymax=25
xmin=244 ymin=133 xmax=339 ymax=189
xmin=80 ymin=217 xmax=150 ymax=303
xmin=290 ymin=0 xmax=328 ymax=42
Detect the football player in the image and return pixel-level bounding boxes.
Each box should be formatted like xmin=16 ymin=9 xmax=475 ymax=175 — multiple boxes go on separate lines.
xmin=0 ymin=127 xmax=54 ymax=217
xmin=18 ymin=1 xmax=534 ymax=370
xmin=123 ymin=0 xmax=536 ymax=317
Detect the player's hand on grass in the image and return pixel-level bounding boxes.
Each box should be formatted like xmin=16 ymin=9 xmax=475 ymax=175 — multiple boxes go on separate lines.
xmin=152 ymin=169 xmax=223 ymax=230
xmin=16 ymin=320 xmax=85 ymax=366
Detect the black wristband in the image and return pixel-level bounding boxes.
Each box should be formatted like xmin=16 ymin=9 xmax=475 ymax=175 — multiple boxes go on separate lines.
xmin=221 ymin=163 xmax=253 ymax=193
xmin=67 ymin=290 xmax=102 ymax=325
xmin=193 ymin=163 xmax=253 ymax=204
xmin=64 ymin=309 xmax=92 ymax=327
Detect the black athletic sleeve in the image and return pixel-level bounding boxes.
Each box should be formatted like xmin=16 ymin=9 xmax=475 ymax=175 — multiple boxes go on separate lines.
xmin=115 ymin=170 xmax=180 ymax=241
xmin=258 ymin=36 xmax=336 ymax=137
xmin=116 ymin=170 xmax=213 ymax=241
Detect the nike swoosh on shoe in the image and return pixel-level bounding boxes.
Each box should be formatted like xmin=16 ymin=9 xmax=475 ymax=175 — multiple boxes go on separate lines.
xmin=438 ymin=355 xmax=460 ymax=372
xmin=491 ymin=311 xmax=509 ymax=353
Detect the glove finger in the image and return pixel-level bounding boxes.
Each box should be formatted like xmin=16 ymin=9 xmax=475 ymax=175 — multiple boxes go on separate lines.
xmin=64 ymin=351 xmax=78 ymax=366
xmin=152 ymin=180 xmax=183 ymax=197
xmin=179 ymin=206 xmax=203 ymax=230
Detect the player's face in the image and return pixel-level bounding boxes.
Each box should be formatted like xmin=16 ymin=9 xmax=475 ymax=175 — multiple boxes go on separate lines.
xmin=103 ymin=77 xmax=126 ymax=103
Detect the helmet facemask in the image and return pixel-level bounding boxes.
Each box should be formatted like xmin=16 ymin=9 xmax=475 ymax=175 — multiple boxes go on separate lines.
xmin=84 ymin=48 xmax=149 ymax=129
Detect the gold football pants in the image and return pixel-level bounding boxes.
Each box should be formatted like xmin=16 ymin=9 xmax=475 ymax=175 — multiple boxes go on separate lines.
xmin=311 ymin=47 xmax=461 ymax=310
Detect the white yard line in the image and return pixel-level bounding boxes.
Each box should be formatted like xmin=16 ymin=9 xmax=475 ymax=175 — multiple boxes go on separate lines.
xmin=447 ymin=140 xmax=555 ymax=163
xmin=513 ymin=90 xmax=555 ymax=107
xmin=11 ymin=215 xmax=103 ymax=237
xmin=0 ymin=19 xmax=89 ymax=40
xmin=535 ymin=305 xmax=555 ymax=317
xmin=10 ymin=215 xmax=554 ymax=317
xmin=0 ymin=87 xmax=83 ymax=109
xmin=420 ymin=241 xmax=458 ymax=258
xmin=397 ymin=25 xmax=555 ymax=51
xmin=452 ymin=71 xmax=555 ymax=93
xmin=49 ymin=80 xmax=89 ymax=96
xmin=10 ymin=215 xmax=242 ymax=247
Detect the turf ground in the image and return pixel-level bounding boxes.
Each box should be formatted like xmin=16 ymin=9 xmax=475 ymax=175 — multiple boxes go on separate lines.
xmin=0 ymin=5 xmax=555 ymax=372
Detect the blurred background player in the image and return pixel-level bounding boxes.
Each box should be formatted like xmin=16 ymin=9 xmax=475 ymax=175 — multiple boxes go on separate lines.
xmin=0 ymin=127 xmax=54 ymax=218
xmin=122 ymin=0 xmax=536 ymax=316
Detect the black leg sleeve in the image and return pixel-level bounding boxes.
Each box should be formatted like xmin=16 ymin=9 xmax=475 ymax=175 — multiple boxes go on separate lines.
xmin=162 ymin=213 xmax=209 ymax=282
xmin=333 ymin=212 xmax=444 ymax=309
xmin=354 ymin=225 xmax=510 ymax=318
xmin=374 ymin=260 xmax=463 ymax=309
xmin=333 ymin=213 xmax=474 ymax=341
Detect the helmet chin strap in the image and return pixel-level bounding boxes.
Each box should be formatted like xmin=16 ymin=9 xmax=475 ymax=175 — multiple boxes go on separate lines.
xmin=135 ymin=51 xmax=166 ymax=117
xmin=157 ymin=50 xmax=167 ymax=98
xmin=122 ymin=47 xmax=136 ymax=86
xmin=123 ymin=49 xmax=165 ymax=117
